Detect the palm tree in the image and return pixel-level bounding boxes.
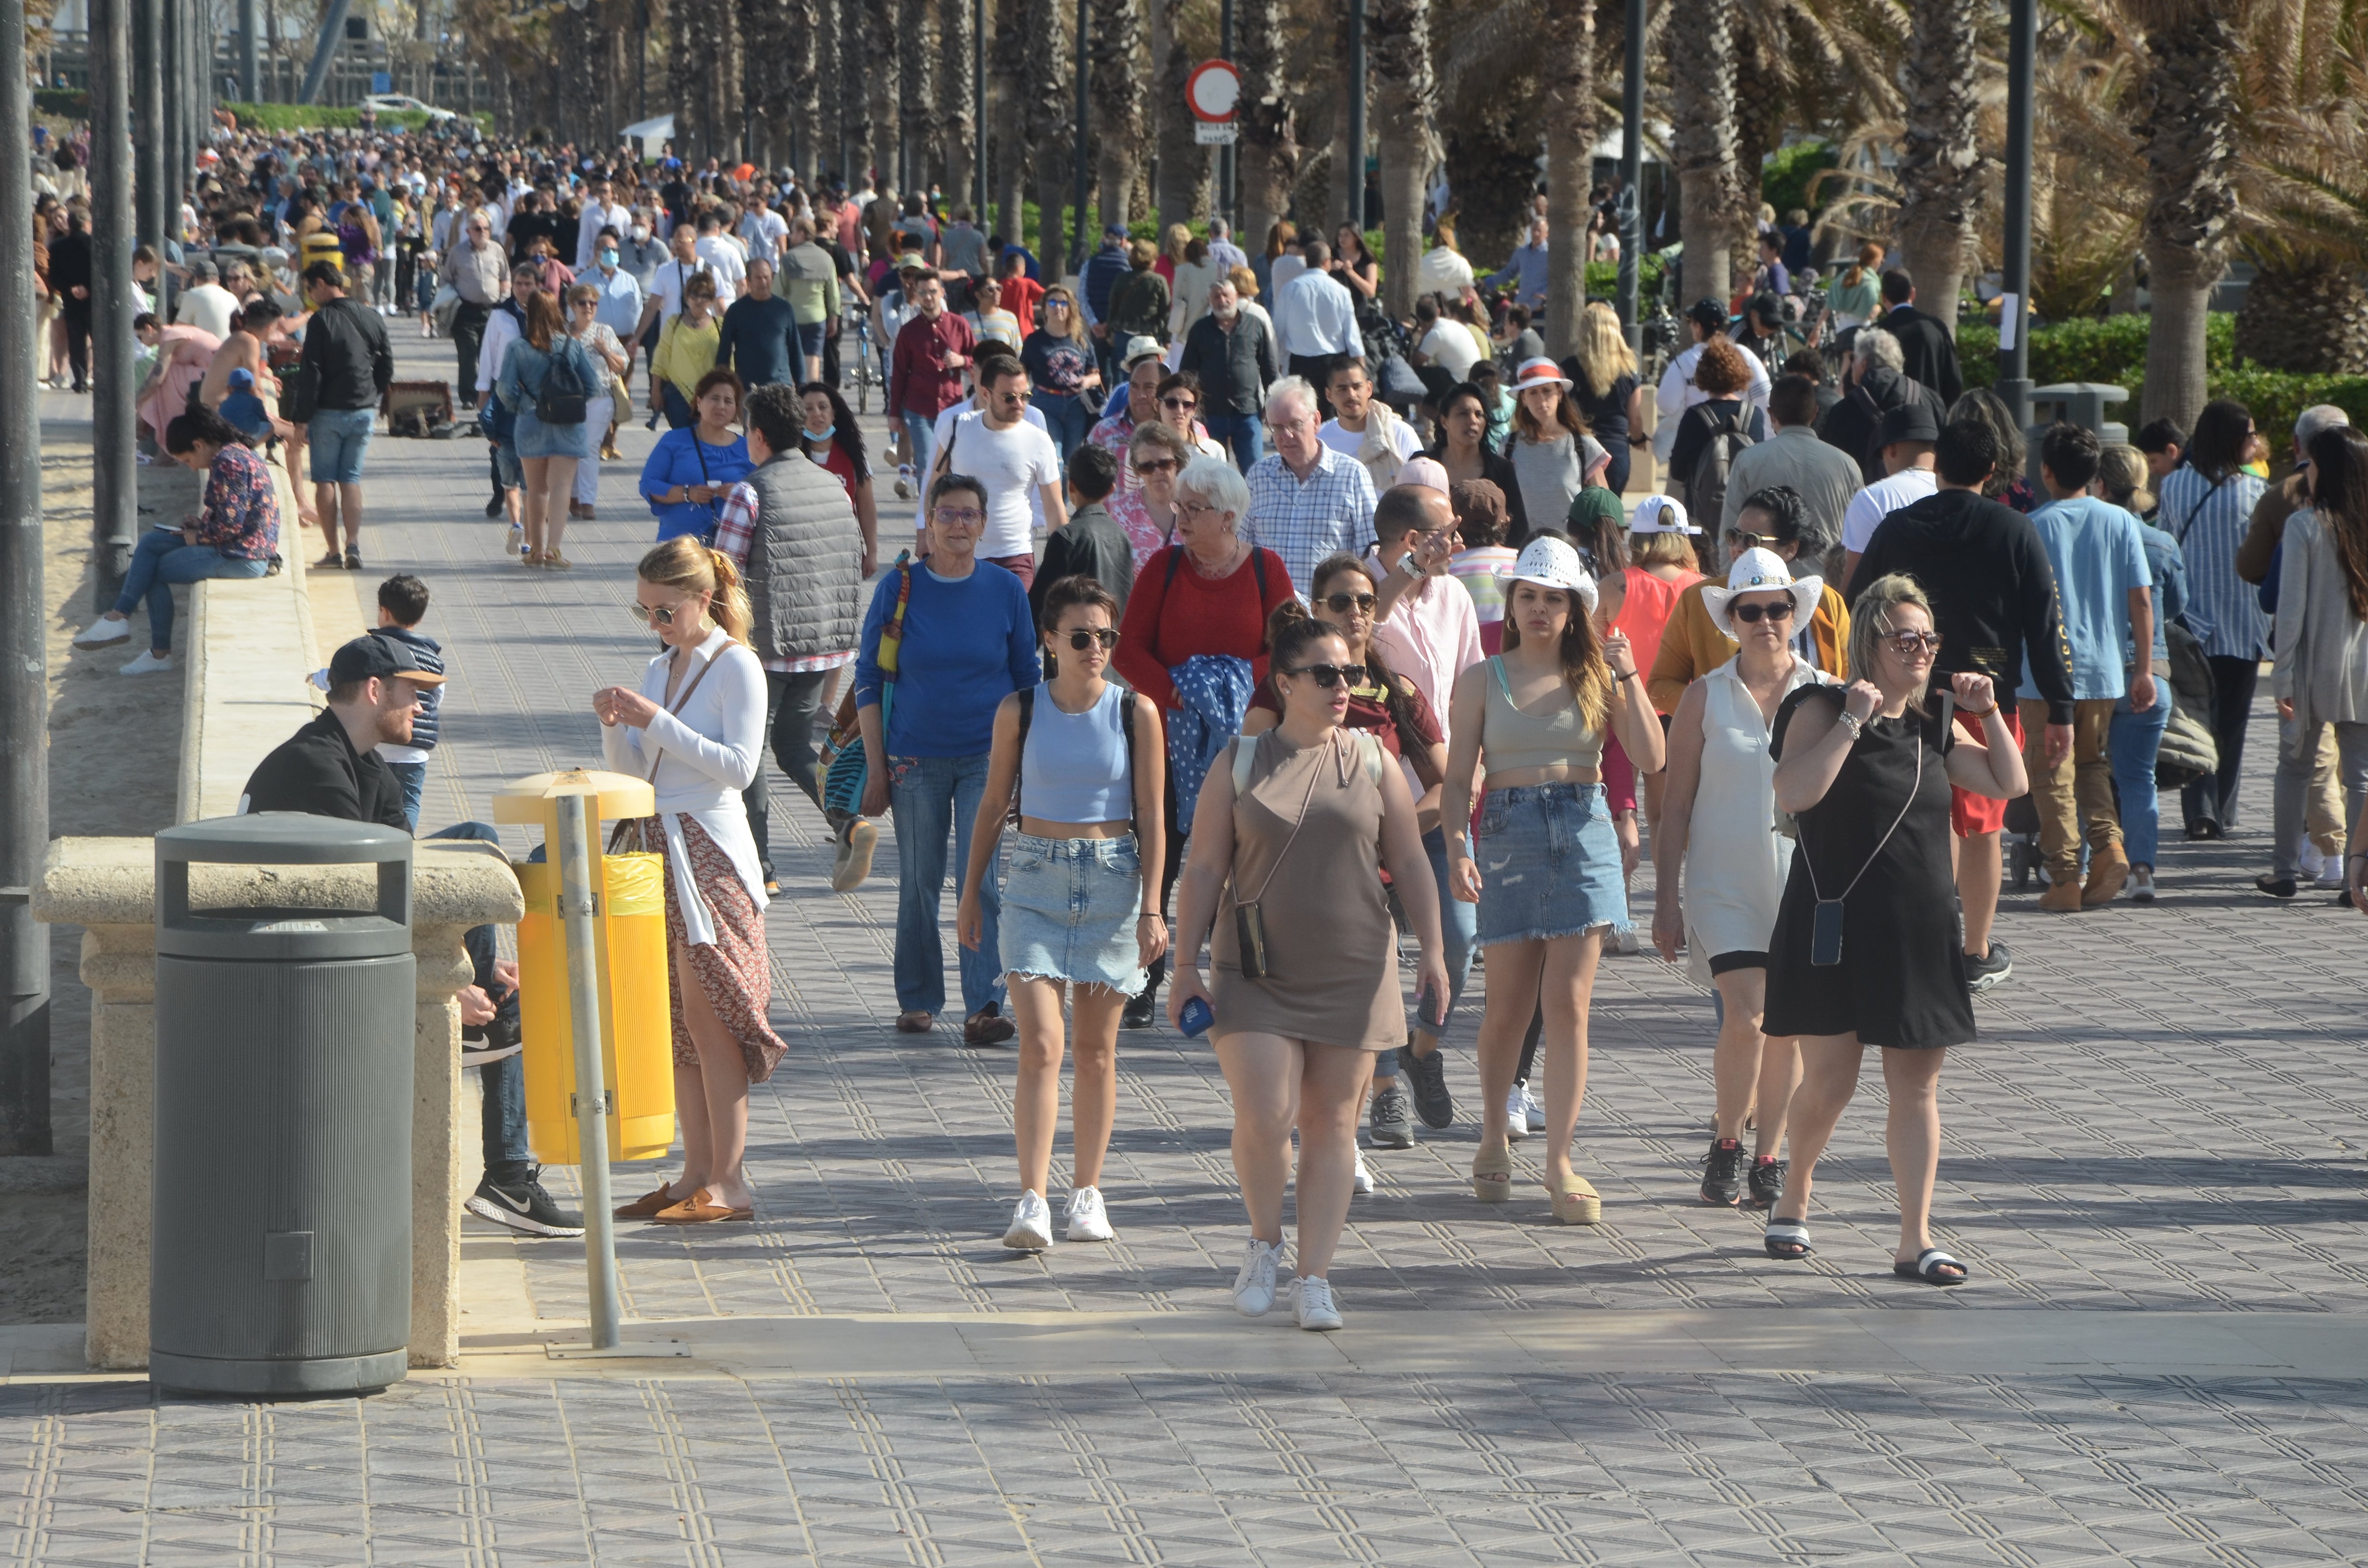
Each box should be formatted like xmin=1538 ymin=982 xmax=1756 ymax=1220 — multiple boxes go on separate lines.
xmin=1539 ymin=0 xmax=1592 ymax=359
xmin=2130 ymin=0 xmax=2244 ymax=429
xmin=900 ymin=0 xmax=933 ymax=196
xmin=942 ymin=0 xmax=977 ymax=209
xmin=1373 ymin=0 xmax=1436 ymax=320
xmin=1091 ymin=0 xmax=1145 ymax=230
xmin=1024 ymin=0 xmax=1073 ymax=276
xmin=1236 ymin=0 xmax=1299 ymax=255
xmin=1892 ymin=0 xmax=1986 ymax=331
xmin=2239 ymin=24 xmax=2368 ymax=373
xmin=1668 ymin=0 xmax=1745 ymax=303
xmin=1150 ymin=0 xmax=1207 ymax=240
xmin=992 ymin=0 xmax=1028 ymax=237
xmin=868 ymin=0 xmax=900 ymax=194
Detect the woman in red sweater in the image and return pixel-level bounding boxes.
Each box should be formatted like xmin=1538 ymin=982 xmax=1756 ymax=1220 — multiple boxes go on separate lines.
xmin=1113 ymin=455 xmax=1295 ymax=1024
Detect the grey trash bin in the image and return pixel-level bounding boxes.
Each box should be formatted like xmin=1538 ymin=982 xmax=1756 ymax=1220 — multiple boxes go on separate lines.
xmin=150 ymin=813 xmax=416 ymax=1396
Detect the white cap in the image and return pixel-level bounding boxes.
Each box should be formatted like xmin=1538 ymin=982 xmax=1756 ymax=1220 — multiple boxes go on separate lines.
xmin=1629 ymin=495 xmax=1700 ymax=534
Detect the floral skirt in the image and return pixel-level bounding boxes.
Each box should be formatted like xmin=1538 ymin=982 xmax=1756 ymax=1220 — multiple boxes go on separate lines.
xmin=638 ymin=813 xmax=788 ymax=1083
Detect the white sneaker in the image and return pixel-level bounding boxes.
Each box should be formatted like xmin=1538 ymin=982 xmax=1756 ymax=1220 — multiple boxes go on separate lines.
xmin=506 ymin=521 xmax=524 ymax=557
xmin=1233 ymin=1238 xmax=1281 ymax=1317
xmin=73 ymin=617 xmax=131 ymax=646
xmin=2129 ymin=865 xmax=2156 ymax=903
xmin=1352 ymin=1152 xmax=1374 ymax=1194
xmin=119 ymin=650 xmax=174 ymax=675
xmin=1520 ymin=1082 xmax=1545 ymax=1133
xmin=1064 ymin=1186 xmax=1113 ymax=1242
xmin=1292 ymin=1275 xmax=1344 ymax=1331
xmin=1504 ymin=1085 xmax=1529 ymax=1142
xmin=2316 ymin=852 xmax=2350 ymax=889
xmin=893 ymin=464 xmax=915 ymax=500
xmin=1002 ymin=1190 xmax=1054 ymax=1251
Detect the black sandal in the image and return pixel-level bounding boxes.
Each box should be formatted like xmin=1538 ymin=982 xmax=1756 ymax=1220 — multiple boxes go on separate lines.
xmin=1764 ymin=1218 xmax=1812 ymax=1260
xmin=1894 ymin=1248 xmax=1968 ymax=1285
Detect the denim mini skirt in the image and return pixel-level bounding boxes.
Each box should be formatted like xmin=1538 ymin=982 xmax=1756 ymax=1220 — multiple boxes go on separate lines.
xmin=1472 ymin=782 xmax=1630 ymax=945
xmin=997 ymin=832 xmax=1148 ymax=994
xmin=513 ymin=406 xmax=589 ymax=460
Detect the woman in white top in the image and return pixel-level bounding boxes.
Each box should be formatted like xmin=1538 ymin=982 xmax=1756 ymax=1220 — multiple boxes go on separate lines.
xmin=595 ymin=538 xmax=782 ymax=1225
xmin=1650 ymin=549 xmax=1825 ymax=1215
xmin=2275 ymin=425 xmax=2368 ymax=890
xmin=565 ymin=281 xmax=630 ymax=518
xmin=959 ymin=577 xmax=1168 ymax=1252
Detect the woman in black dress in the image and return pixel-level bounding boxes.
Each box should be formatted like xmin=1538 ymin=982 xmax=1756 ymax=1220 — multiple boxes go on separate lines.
xmin=1761 ymin=574 xmax=2027 ymax=1284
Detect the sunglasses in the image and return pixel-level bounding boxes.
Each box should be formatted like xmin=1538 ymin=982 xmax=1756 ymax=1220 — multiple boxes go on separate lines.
xmin=1285 ymin=662 xmax=1364 ymax=690
xmin=628 ymin=598 xmax=700 ymax=626
xmin=1731 ymin=600 xmax=1795 ymax=623
xmin=1159 ymin=395 xmax=1198 ymax=410
xmin=1884 ymin=630 xmax=1943 ymax=654
xmin=1321 ymin=591 xmax=1378 ymax=615
xmin=932 ymin=506 xmax=985 ymax=527
xmin=1133 ymin=457 xmax=1179 ymax=476
xmin=1046 ymin=300 xmax=1070 ymax=310
xmin=1725 ymin=528 xmax=1770 ymax=550
xmin=1062 ymin=627 xmax=1120 ymax=651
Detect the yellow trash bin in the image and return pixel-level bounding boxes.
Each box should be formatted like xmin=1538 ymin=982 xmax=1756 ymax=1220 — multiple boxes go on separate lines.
xmin=517 ymin=853 xmax=676 ymax=1164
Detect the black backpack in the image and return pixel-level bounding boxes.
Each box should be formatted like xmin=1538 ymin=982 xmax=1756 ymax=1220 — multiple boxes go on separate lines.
xmin=1688 ymin=404 xmax=1756 ymax=541
xmin=533 ymin=341 xmax=590 ymax=425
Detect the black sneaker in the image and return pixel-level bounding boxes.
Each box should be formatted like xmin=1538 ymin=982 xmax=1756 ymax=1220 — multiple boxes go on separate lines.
xmin=466 ymin=1171 xmax=585 ymax=1237
xmin=1399 ymin=1044 xmax=1454 ymax=1129
xmin=1700 ymin=1137 xmax=1747 ymax=1206
xmin=459 ymin=1005 xmax=522 ymax=1066
xmin=1964 ymin=941 xmax=2012 ymax=993
xmin=1747 ymin=1156 xmax=1787 ymax=1211
xmin=1122 ymin=981 xmax=1159 ymax=1030
xmin=485 ymin=494 xmax=505 ymax=518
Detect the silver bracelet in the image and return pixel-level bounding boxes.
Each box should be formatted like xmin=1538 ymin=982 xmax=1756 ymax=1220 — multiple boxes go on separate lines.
xmin=1835 ymin=711 xmax=1865 ymax=741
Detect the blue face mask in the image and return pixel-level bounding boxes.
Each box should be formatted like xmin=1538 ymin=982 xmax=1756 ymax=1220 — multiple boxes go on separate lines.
xmin=598 ymin=247 xmax=618 ymax=266
xmin=804 ymin=424 xmax=836 ymax=446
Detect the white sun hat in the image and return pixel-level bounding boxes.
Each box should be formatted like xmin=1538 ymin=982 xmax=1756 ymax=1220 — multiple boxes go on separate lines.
xmin=1701 ymin=546 xmax=1823 ymax=638
xmin=1504 ymin=534 xmax=1598 ymax=612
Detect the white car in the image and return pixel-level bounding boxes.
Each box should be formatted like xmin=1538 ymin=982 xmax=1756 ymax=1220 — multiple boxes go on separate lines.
xmin=358 ymin=94 xmax=457 ymax=122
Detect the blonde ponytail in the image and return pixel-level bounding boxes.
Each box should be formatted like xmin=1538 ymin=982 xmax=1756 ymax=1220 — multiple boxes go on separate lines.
xmin=703 ymin=547 xmax=752 ymax=643
xmin=636 ymin=536 xmax=751 ymax=644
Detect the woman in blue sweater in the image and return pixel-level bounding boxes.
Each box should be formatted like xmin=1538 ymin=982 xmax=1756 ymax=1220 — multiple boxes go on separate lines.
xmin=855 ymin=473 xmax=1043 ymax=1042
xmin=638 ymin=368 xmax=752 ymax=541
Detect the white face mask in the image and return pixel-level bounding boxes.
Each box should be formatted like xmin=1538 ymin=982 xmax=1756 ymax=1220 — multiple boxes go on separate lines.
xmin=629 ymin=223 xmax=650 ymax=243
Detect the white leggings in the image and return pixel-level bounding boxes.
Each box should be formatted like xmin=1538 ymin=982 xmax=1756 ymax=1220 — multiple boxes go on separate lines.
xmin=573 ymin=396 xmax=612 ymax=504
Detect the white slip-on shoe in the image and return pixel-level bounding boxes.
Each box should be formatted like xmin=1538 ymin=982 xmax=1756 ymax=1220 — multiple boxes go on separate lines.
xmin=1003 ymin=1190 xmax=1054 ymax=1251
xmin=74 ymin=617 xmax=131 ymax=646
xmin=119 ymin=650 xmax=174 ymax=675
xmin=1064 ymin=1186 xmax=1113 ymax=1242
xmin=1233 ymin=1238 xmax=1280 ymax=1317
xmin=1293 ymin=1275 xmax=1344 ymax=1331
xmin=1504 ymin=1085 xmax=1530 ymax=1142
xmin=1352 ymin=1153 xmax=1374 ymax=1194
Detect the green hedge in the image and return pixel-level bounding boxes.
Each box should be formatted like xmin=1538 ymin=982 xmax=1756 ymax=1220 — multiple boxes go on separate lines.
xmin=2212 ymin=370 xmax=2368 ymax=444
xmin=1951 ymin=313 xmax=2359 ymax=437
xmin=222 ymin=101 xmax=492 ymax=134
xmin=1761 ymin=140 xmax=1838 ymax=222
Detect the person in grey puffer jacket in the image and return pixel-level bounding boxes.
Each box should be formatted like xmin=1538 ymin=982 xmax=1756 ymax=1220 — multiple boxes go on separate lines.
xmin=713 ymin=382 xmax=874 ymax=891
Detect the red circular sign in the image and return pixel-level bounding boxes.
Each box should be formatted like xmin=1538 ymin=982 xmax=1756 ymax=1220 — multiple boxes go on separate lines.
xmin=1186 ymin=60 xmax=1241 ymax=123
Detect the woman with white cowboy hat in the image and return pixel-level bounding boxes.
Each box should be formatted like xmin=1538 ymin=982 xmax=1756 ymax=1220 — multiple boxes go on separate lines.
xmin=1443 ymin=534 xmax=1665 ymax=1224
xmin=1650 ymin=547 xmax=1831 ymax=1213
xmin=1506 ymin=357 xmax=1611 ymax=538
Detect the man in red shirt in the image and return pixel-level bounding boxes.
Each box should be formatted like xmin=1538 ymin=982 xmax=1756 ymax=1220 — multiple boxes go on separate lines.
xmin=887 ymin=270 xmax=974 ymax=477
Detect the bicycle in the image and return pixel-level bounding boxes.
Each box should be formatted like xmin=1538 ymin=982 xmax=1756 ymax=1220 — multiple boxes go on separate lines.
xmin=841 ymin=307 xmax=877 ymax=415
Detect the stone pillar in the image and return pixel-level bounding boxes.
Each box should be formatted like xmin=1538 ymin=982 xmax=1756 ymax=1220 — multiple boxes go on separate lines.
xmin=35 ymin=836 xmax=523 ymax=1372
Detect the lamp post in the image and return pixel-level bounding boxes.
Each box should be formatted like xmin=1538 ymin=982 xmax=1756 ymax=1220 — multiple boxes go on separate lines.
xmin=1997 ymin=0 xmax=2035 ymax=429
xmin=1071 ymin=0 xmax=1090 ymax=268
xmin=1218 ymin=0 xmax=1233 ymax=227
xmin=1615 ymin=0 xmax=1642 ymax=350
xmin=1344 ymin=0 xmax=1363 ymax=231
xmin=90 ymin=0 xmax=138 ymax=607
xmin=973 ymin=0 xmax=986 ymax=222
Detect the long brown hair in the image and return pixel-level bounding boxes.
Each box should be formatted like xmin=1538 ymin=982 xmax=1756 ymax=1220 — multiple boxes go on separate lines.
xmin=1499 ymin=562 xmax=1612 ymax=731
xmin=521 ymin=288 xmax=564 ymax=351
xmin=2309 ymin=425 xmax=2368 ymax=621
xmin=637 ymin=536 xmax=752 ymax=644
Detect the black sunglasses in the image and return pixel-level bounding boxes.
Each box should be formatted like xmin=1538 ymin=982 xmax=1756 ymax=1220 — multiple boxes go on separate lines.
xmin=1732 ymin=600 xmax=1795 ymax=623
xmin=1062 ymin=627 xmax=1119 ymax=651
xmin=1321 ymin=592 xmax=1378 ymax=615
xmin=1285 ymin=662 xmax=1363 ymax=689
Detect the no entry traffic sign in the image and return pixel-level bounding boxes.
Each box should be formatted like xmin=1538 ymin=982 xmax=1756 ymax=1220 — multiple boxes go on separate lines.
xmin=1186 ymin=60 xmax=1241 ymax=123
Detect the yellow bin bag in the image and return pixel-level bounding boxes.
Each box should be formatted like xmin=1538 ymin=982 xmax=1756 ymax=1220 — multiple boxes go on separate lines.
xmin=516 ymin=853 xmax=676 ymax=1163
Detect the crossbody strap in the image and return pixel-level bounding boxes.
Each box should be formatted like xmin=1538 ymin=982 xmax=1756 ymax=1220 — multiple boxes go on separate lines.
xmin=638 ymin=649 xmax=719 ymax=789
xmin=1801 ymin=698 xmax=1923 ymax=905
xmin=1234 ymin=732 xmax=1331 ymax=905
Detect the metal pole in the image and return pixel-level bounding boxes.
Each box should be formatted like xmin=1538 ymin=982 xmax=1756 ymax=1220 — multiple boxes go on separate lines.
xmin=1344 ymin=0 xmax=1363 ymax=232
xmin=1615 ymin=0 xmax=1642 ymax=348
xmin=0 ymin=0 xmax=52 ymax=1160
xmin=1998 ymin=0 xmax=2035 ymax=431
xmin=299 ymin=0 xmax=354 ymax=106
xmin=160 ymin=0 xmax=181 ymax=246
xmin=1071 ymin=0 xmax=1089 ymax=269
xmin=90 ymin=0 xmax=137 ymax=608
xmin=972 ymin=0 xmax=986 ymax=223
xmin=554 ymin=793 xmax=622 ymax=1351
xmin=135 ymin=0 xmax=163 ymax=274
xmin=1218 ymin=0 xmax=1233 ymax=227
xmin=239 ymin=0 xmax=257 ymax=100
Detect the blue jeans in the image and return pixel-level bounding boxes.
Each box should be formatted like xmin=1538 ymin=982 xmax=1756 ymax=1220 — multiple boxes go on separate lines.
xmin=427 ymin=821 xmax=530 ymax=1180
xmin=387 ymin=760 xmax=427 ymax=833
xmin=1377 ymin=825 xmax=1481 ymax=1081
xmin=1202 ymin=413 xmax=1265 ymax=471
xmin=888 ymin=752 xmax=1004 ymax=1017
xmin=307 ymin=405 xmax=376 ymax=483
xmin=902 ymin=412 xmax=937 ymax=477
xmin=111 ymin=528 xmax=270 ymax=652
xmin=661 ymin=382 xmax=696 ymax=430
xmin=1031 ymin=390 xmax=1092 ymax=462
xmin=2110 ymin=674 xmax=2172 ymax=868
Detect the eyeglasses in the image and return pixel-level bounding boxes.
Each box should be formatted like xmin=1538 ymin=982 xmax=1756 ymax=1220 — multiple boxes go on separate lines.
xmin=1133 ymin=457 xmax=1179 ymax=476
xmin=1284 ymin=662 xmax=1363 ymax=689
xmin=931 ymin=506 xmax=985 ymax=527
xmin=628 ymin=598 xmax=700 ymax=626
xmin=1731 ymin=600 xmax=1795 ymax=624
xmin=1883 ymin=630 xmax=1943 ymax=654
xmin=1160 ymin=395 xmax=1199 ymax=411
xmin=1321 ymin=591 xmax=1378 ymax=615
xmin=1264 ymin=415 xmax=1312 ymax=435
xmin=1063 ymin=627 xmax=1120 ymax=651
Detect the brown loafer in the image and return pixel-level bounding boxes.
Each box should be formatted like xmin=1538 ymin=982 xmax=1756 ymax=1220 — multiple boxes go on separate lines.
xmin=613 ymin=1183 xmax=681 ymax=1220
xmin=895 ymin=1010 xmax=935 ymax=1034
xmin=963 ymin=1004 xmax=1016 ymax=1047
xmin=650 ymin=1187 xmax=753 ymax=1223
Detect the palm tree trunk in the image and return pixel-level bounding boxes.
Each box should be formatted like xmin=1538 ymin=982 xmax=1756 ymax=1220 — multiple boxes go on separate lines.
xmin=2137 ymin=4 xmax=2241 ymax=429
xmin=785 ymin=0 xmax=819 ymax=183
xmin=868 ymin=0 xmax=900 ymax=197
xmin=1090 ymin=0 xmax=1143 ymax=230
xmin=900 ymin=0 xmax=933 ymax=196
xmin=941 ymin=0 xmax=976 ymax=211
xmin=1151 ymin=0 xmax=1207 ymax=239
xmin=1894 ymin=0 xmax=1984 ymax=331
xmin=1236 ymin=0 xmax=1298 ymax=253
xmin=993 ymin=0 xmax=1028 ymax=240
xmin=1668 ymin=0 xmax=1743 ymax=304
xmin=1327 ymin=0 xmax=1355 ymax=233
xmin=1541 ymin=0 xmax=1593 ymax=360
xmin=1024 ymin=0 xmax=1071 ymax=274
xmin=1372 ymin=0 xmax=1432 ymax=321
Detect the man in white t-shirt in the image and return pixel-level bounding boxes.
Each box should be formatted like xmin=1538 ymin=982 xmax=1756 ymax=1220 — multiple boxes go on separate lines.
xmin=691 ymin=210 xmax=745 ymax=306
xmin=915 ymin=350 xmax=1053 ymax=531
xmin=1319 ymin=357 xmax=1423 ymax=492
xmin=739 ymin=197 xmax=789 ymax=266
xmin=1839 ymin=402 xmax=1941 ymax=577
xmin=574 ymin=175 xmax=633 ymax=272
xmin=932 ymin=359 xmax=1066 ymax=585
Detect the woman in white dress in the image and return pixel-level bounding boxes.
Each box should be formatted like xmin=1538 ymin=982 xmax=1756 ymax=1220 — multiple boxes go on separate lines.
xmin=1649 ymin=549 xmax=1826 ymax=1214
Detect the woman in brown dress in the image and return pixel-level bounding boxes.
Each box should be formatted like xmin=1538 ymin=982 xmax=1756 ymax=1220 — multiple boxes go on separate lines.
xmin=1169 ymin=609 xmax=1450 ymax=1332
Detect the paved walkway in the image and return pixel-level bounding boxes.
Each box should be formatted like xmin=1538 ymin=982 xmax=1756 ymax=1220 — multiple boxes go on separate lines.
xmin=6 ymin=333 xmax=2368 ymax=1566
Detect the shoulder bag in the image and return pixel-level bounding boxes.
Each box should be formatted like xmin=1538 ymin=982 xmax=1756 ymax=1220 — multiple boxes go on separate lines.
xmin=819 ymin=554 xmax=915 ymax=821
xmin=1795 ymin=693 xmax=1948 ymax=964
xmin=1225 ymin=731 xmax=1383 ymax=978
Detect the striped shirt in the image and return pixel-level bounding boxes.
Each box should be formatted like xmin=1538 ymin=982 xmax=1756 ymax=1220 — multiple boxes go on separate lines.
xmin=1243 ymin=445 xmax=1378 ymax=602
xmin=2160 ymin=466 xmax=2267 ymax=661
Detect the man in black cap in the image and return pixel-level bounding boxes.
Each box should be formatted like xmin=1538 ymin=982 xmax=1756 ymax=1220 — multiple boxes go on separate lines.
xmin=1847 ymin=418 xmax=2074 ymax=994
xmin=1817 ymin=324 xmax=1948 ymax=485
xmin=241 ymin=635 xmax=586 ymax=1240
xmin=1733 ymin=290 xmax=1788 ymax=374
xmin=1839 ymin=401 xmax=1942 ymax=580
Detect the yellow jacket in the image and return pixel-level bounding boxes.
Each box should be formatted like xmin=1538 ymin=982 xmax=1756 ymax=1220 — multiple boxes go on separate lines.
xmin=1647 ymin=578 xmax=1850 ymax=714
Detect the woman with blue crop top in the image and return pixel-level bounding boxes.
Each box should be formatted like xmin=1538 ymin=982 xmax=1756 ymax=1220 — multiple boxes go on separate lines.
xmin=956 ymin=575 xmax=1168 ymax=1252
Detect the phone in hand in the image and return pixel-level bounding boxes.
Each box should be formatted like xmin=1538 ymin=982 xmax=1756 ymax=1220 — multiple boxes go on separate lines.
xmin=1179 ymin=995 xmax=1215 ymax=1037
xmin=1416 ymin=983 xmax=1445 ymax=1031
